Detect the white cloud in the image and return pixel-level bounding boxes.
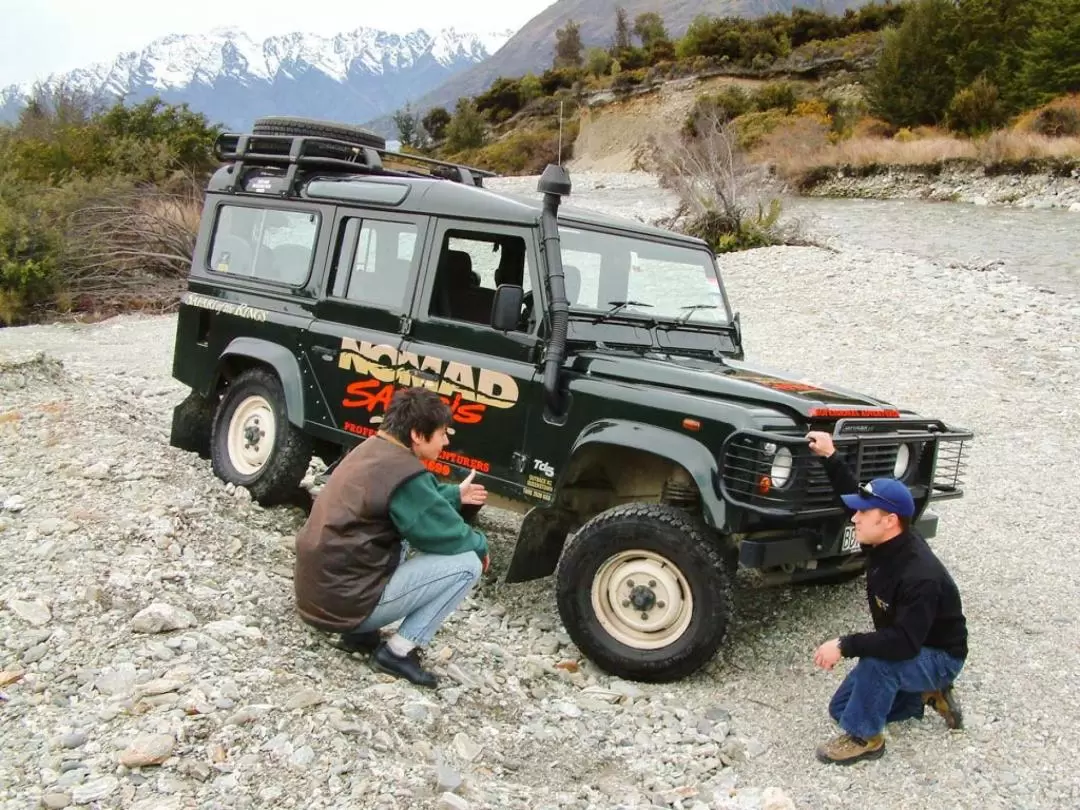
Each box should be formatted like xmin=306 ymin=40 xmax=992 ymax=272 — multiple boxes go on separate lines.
xmin=0 ymin=0 xmax=550 ymax=86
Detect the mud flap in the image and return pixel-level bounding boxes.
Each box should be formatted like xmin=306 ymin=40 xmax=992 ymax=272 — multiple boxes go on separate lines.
xmin=503 ymin=506 xmax=573 ymax=584
xmin=170 ymin=390 xmax=215 ymax=459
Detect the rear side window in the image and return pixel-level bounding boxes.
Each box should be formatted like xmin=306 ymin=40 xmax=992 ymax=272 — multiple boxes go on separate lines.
xmin=330 ymin=218 xmax=419 ymax=310
xmin=208 ymin=205 xmax=318 ymax=285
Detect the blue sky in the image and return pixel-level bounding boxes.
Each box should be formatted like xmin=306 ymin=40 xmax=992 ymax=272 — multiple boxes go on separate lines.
xmin=0 ymin=0 xmax=554 ymax=86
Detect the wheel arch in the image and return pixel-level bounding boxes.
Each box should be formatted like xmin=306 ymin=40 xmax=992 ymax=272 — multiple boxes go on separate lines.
xmin=208 ymin=338 xmax=305 ymax=428
xmin=504 ymin=419 xmax=728 ymax=584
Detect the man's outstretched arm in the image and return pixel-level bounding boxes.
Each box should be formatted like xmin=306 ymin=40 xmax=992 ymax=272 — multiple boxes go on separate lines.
xmin=806 ymin=431 xmax=858 ymax=506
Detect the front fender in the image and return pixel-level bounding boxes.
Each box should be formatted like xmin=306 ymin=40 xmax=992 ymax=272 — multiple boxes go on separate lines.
xmin=216 ymin=337 xmax=305 ymax=428
xmin=568 ymin=419 xmax=727 ymax=529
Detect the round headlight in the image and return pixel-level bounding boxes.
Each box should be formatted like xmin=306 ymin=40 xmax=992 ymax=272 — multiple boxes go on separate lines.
xmin=893 ymin=443 xmax=912 ymax=478
xmin=770 ymin=446 xmax=794 ymax=487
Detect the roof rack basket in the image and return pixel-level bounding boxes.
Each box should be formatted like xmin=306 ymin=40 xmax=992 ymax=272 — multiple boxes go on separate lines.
xmin=214 ymin=131 xmax=497 ymax=191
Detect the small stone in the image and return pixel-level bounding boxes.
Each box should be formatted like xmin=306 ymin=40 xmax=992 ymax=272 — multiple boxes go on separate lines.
xmin=71 ymin=776 xmax=118 ymax=804
xmin=609 ymin=681 xmax=645 ymax=701
xmin=436 ymin=762 xmax=463 ymax=792
xmin=37 ymin=518 xmax=62 ymax=536
xmin=453 ymin=732 xmax=482 ymax=762
xmin=1069 ymin=202 xmax=1080 ymax=214
xmin=136 ymin=678 xmax=184 ymax=697
xmin=763 ymin=787 xmax=796 ymax=810
xmin=437 ymin=793 xmax=470 ymax=810
xmin=3 ymin=495 xmax=26 ymax=512
xmin=22 ymin=643 xmax=48 ymax=663
xmin=130 ymin=603 xmax=197 ymax=634
xmin=83 ymin=462 xmax=110 ymax=479
xmin=9 ymin=599 xmax=52 ymax=626
xmin=95 ymin=663 xmax=138 ymax=696
xmin=284 ymin=688 xmax=324 ymax=711
xmin=553 ymin=700 xmax=582 ymax=718
xmin=705 ymin=707 xmax=731 ymax=722
xmin=119 ymin=733 xmax=175 ymax=767
xmin=403 ymin=702 xmax=432 ymax=722
xmin=42 ymin=792 xmax=71 ymax=809
xmin=0 ymin=669 xmax=25 ymax=687
xmin=60 ymin=731 xmax=88 ymax=749
xmin=225 ymin=705 xmax=270 ymax=725
xmin=289 ymin=745 xmax=315 ymax=769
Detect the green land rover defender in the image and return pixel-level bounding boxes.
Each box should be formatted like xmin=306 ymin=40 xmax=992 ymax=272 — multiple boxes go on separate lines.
xmin=168 ymin=117 xmax=972 ymax=682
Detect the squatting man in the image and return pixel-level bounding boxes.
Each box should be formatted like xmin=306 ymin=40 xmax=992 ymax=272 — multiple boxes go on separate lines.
xmin=806 ymin=431 xmax=968 ymax=765
xmin=293 ymin=387 xmax=490 ymax=687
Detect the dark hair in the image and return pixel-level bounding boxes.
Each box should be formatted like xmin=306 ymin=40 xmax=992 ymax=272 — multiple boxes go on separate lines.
xmin=380 ymin=387 xmax=452 ymax=446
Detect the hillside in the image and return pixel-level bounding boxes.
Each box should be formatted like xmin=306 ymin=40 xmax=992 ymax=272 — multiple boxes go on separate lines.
xmin=0 ymin=26 xmax=512 ymax=131
xmin=367 ymin=0 xmax=874 ymax=132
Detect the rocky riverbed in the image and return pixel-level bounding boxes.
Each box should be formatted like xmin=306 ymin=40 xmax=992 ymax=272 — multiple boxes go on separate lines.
xmin=3 ymin=203 xmax=1080 ymax=809
xmin=799 ymin=164 xmax=1080 ymax=210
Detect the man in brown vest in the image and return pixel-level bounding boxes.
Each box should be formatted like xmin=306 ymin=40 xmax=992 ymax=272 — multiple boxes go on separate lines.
xmin=294 ymin=387 xmax=489 ymax=687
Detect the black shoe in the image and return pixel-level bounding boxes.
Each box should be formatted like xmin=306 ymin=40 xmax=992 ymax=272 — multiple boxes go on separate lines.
xmin=372 ymin=643 xmax=438 ymax=688
xmin=335 ymin=630 xmax=381 ymax=655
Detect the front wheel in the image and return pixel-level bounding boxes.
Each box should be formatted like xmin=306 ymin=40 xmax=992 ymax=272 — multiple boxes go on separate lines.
xmin=555 ymin=503 xmax=733 ymax=683
xmin=210 ymin=368 xmax=313 ymax=505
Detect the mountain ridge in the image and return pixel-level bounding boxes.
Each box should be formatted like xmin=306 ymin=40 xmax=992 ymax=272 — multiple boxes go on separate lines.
xmin=0 ymin=26 xmax=513 ymax=131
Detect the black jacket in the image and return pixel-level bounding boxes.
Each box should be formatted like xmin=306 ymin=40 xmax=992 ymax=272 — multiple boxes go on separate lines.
xmin=822 ymin=454 xmax=968 ymax=662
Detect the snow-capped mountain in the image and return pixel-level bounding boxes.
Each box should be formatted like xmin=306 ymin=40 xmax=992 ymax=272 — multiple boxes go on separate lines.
xmin=0 ymin=26 xmax=513 ymax=133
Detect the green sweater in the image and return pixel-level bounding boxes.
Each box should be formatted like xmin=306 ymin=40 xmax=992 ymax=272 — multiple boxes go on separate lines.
xmin=388 ymin=473 xmax=488 ymax=559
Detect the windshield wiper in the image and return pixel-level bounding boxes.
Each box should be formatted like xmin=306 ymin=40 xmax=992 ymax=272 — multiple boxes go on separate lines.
xmin=589 ymin=300 xmax=655 ymax=324
xmin=674 ymin=303 xmax=718 ymax=324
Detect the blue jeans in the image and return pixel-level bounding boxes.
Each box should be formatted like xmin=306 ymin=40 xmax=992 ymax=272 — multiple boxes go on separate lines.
xmin=351 ymin=547 xmax=482 ymax=647
xmin=829 ymin=647 xmax=965 ymax=740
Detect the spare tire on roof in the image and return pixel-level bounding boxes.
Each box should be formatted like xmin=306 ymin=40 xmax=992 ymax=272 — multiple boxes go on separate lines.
xmin=251 ymin=116 xmax=386 ymax=150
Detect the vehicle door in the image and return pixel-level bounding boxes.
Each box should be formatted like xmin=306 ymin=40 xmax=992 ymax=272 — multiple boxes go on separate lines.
xmin=399 ymin=219 xmax=544 ymax=497
xmin=300 ymin=209 xmax=429 ymax=442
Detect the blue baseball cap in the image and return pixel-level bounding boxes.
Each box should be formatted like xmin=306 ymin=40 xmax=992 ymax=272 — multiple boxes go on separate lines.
xmin=841 ymin=478 xmax=915 ymax=518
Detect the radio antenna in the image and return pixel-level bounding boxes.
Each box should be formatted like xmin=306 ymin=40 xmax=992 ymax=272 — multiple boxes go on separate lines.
xmin=558 ymin=100 xmax=564 ymax=166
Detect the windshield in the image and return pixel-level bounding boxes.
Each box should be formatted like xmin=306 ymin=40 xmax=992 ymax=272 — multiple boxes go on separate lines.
xmin=558 ymin=226 xmax=732 ymax=325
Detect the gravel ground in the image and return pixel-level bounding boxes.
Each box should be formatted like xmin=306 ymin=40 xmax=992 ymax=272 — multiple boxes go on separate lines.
xmin=2 ymin=173 xmax=1079 ymax=810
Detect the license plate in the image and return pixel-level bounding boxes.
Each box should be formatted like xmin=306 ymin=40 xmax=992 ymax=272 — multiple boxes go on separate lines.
xmin=840 ymin=524 xmax=860 ymax=554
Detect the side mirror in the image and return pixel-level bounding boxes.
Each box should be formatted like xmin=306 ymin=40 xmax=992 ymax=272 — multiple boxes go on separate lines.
xmin=491 ymin=284 xmax=525 ymax=332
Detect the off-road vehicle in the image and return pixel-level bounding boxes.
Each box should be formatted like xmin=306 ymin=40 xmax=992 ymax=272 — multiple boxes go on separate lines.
xmin=168 ymin=116 xmax=973 ymax=683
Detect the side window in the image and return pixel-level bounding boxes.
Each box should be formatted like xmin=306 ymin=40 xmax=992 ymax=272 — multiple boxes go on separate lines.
xmin=208 ymin=205 xmax=317 ymax=285
xmin=330 ymin=218 xmax=418 ymax=310
xmin=428 ymin=229 xmax=531 ymax=328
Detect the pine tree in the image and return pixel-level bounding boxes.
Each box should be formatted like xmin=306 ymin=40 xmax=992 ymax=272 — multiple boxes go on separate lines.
xmin=553 ymin=20 xmax=584 ymax=69
xmin=613 ymin=7 xmax=632 ymax=50
xmin=867 ymin=0 xmax=960 ymax=127
xmin=1017 ymin=0 xmax=1080 ymax=105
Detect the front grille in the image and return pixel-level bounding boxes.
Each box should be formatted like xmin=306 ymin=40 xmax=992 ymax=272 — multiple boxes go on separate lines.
xmin=718 ymin=420 xmax=972 ymax=518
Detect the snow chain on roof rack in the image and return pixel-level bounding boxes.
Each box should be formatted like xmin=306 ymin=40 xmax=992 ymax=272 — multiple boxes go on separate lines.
xmin=214 ymin=131 xmax=498 ymax=194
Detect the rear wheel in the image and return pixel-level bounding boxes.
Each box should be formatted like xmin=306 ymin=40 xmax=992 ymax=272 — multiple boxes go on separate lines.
xmin=555 ymin=503 xmax=732 ymax=683
xmin=210 ymin=368 xmax=313 ymax=505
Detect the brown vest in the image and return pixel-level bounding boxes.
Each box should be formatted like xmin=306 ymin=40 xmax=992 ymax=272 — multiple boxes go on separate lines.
xmin=293 ymin=435 xmax=424 ymax=632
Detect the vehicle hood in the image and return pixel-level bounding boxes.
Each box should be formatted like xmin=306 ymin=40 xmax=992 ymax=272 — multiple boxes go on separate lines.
xmin=570 ymin=352 xmax=898 ymax=418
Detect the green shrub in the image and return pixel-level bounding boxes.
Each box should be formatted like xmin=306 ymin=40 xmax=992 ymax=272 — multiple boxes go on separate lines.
xmin=1031 ymin=105 xmax=1080 ymax=137
xmin=755 ymin=82 xmax=800 ymax=113
xmin=946 ymin=76 xmax=1007 ymax=134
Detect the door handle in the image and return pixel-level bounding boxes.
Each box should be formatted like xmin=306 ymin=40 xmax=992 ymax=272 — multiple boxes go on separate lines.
xmin=411 ymin=368 xmax=441 ymax=382
xmin=312 ymin=345 xmax=338 ymax=360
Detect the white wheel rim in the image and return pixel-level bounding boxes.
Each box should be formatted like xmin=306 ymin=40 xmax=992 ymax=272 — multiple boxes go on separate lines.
xmin=591 ymin=549 xmax=694 ymax=650
xmin=227 ymin=394 xmax=276 ymax=476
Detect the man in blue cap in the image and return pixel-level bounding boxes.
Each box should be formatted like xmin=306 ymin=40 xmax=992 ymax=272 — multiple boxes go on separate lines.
xmin=805 ymin=431 xmax=967 ymax=765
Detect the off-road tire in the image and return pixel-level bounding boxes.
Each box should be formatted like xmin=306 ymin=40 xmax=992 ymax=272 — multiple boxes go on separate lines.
xmin=210 ymin=368 xmax=313 ymax=506
xmin=555 ymin=503 xmax=733 ymax=683
xmin=170 ymin=390 xmax=215 ymax=459
xmin=252 ymin=116 xmax=386 ymax=150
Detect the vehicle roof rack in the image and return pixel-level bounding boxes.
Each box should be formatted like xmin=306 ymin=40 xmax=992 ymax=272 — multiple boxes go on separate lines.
xmin=214 ymin=131 xmax=498 ymax=192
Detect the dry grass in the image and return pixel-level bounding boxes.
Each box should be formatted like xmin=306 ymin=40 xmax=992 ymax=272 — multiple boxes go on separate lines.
xmin=754 ymin=118 xmax=1080 ymax=179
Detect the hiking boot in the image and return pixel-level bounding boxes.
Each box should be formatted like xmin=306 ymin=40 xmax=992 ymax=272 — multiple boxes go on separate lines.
xmin=372 ymin=643 xmax=438 ymax=688
xmin=334 ymin=630 xmax=381 ymax=655
xmin=815 ymin=733 xmax=885 ymax=765
xmin=923 ymin=686 xmax=963 ymax=730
